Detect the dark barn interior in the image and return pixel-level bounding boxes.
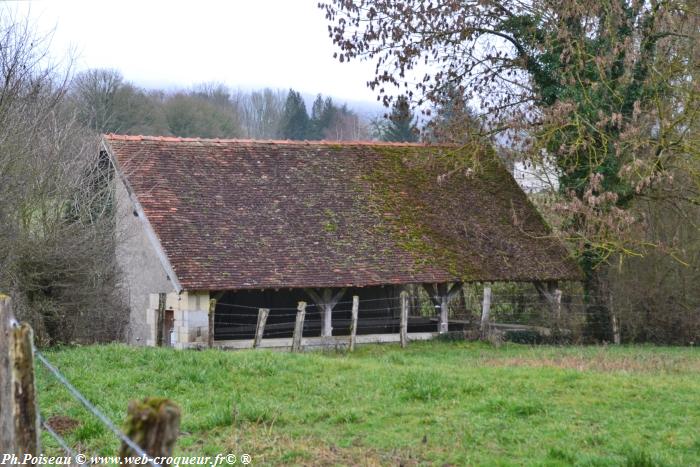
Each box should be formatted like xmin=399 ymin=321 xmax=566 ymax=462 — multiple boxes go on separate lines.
xmin=213 ymin=286 xmax=443 ymax=340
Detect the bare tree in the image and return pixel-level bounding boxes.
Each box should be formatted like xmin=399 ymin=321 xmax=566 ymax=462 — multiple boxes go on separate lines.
xmin=239 ymin=88 xmax=286 ymax=139
xmin=0 ymin=13 xmax=126 ymax=344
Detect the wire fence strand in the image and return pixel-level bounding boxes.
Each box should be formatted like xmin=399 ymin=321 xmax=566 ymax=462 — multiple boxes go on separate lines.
xmin=35 ymin=350 xmax=161 ymax=467
xmin=40 ymin=414 xmax=81 ymax=461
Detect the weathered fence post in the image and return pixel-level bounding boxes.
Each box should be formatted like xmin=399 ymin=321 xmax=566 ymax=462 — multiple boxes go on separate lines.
xmin=609 ymin=293 xmax=621 ymax=345
xmin=480 ymin=286 xmax=492 ymax=338
xmin=292 ymin=301 xmax=306 ymax=352
xmin=611 ymin=315 xmax=621 ymax=345
xmin=156 ymin=293 xmax=166 ymax=347
xmin=0 ymin=296 xmax=13 ymax=454
xmin=0 ymin=295 xmax=40 ymax=458
xmin=349 ymin=296 xmax=358 ymax=351
xmin=254 ymin=308 xmax=269 ymax=348
xmin=119 ymin=398 xmax=180 ymax=467
xmin=208 ymin=298 xmax=217 ymax=348
xmin=400 ymin=291 xmax=408 ymax=348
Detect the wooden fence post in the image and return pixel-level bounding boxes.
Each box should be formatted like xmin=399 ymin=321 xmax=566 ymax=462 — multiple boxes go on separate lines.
xmin=292 ymin=301 xmax=306 ymax=352
xmin=400 ymin=291 xmax=408 ymax=348
xmin=0 ymin=296 xmax=13 ymax=454
xmin=349 ymin=296 xmax=359 ymax=351
xmin=480 ymin=286 xmax=492 ymax=338
xmin=120 ymin=398 xmax=180 ymax=467
xmin=156 ymin=293 xmax=166 ymax=347
xmin=609 ymin=293 xmax=621 ymax=345
xmin=208 ymin=298 xmax=217 ymax=348
xmin=254 ymin=308 xmax=269 ymax=348
xmin=0 ymin=296 xmax=40 ymax=458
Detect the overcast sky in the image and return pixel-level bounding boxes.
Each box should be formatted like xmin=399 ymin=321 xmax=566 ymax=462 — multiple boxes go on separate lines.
xmin=12 ymin=0 xmax=382 ymax=105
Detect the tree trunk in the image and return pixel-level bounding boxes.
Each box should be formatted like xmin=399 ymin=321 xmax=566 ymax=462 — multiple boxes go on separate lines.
xmin=583 ymin=265 xmax=614 ymax=343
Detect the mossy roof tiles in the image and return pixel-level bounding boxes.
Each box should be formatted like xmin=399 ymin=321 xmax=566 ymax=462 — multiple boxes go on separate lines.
xmin=105 ymin=135 xmax=581 ymax=290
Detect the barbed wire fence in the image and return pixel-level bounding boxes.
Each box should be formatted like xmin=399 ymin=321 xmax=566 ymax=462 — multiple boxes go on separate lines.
xmin=1 ymin=295 xmax=175 ymax=467
xmin=208 ymin=283 xmax=698 ymax=347
xmin=2 ymin=282 xmax=696 ymax=461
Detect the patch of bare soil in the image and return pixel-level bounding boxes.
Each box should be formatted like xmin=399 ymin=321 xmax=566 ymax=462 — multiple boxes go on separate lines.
xmin=45 ymin=415 xmax=80 ymax=435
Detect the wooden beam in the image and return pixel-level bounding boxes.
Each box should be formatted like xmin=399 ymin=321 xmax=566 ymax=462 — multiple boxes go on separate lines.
xmin=254 ymin=308 xmax=269 ymax=348
xmin=292 ymin=301 xmax=306 ymax=352
xmin=349 ymin=296 xmax=359 ymax=351
xmin=447 ymin=282 xmax=464 ymax=300
xmin=400 ymin=291 xmax=408 ymax=348
xmin=208 ymin=298 xmax=217 ymax=348
xmin=304 ymin=288 xmax=322 ymax=305
xmin=156 ymin=293 xmax=166 ymax=347
xmin=480 ymin=286 xmax=492 ymax=338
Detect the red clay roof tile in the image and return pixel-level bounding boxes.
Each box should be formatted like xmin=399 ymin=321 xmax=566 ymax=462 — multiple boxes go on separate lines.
xmin=105 ymin=135 xmax=580 ymax=290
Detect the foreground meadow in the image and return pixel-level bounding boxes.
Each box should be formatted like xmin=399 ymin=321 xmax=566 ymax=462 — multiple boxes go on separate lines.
xmin=37 ymin=341 xmax=699 ymax=466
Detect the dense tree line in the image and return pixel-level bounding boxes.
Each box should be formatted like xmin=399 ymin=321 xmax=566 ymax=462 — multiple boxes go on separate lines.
xmin=69 ymin=69 xmax=372 ymax=141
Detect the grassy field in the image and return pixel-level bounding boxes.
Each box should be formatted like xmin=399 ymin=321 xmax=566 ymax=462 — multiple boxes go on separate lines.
xmin=36 ymin=341 xmax=700 ymax=466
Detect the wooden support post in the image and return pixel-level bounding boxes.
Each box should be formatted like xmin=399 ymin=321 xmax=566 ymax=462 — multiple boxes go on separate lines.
xmin=323 ymin=303 xmax=333 ymax=338
xmin=292 ymin=301 xmax=306 ymax=352
xmin=349 ymin=296 xmax=359 ymax=351
xmin=119 ymin=398 xmax=180 ymax=467
xmin=553 ymin=289 xmax=562 ymax=337
xmin=304 ymin=288 xmax=346 ymax=339
xmin=424 ymin=283 xmax=461 ymax=335
xmin=480 ymin=286 xmax=492 ymax=338
xmin=254 ymin=308 xmax=269 ymax=348
xmin=439 ymin=295 xmax=449 ymax=334
xmin=0 ymin=296 xmax=40 ymax=458
xmin=400 ymin=291 xmax=408 ymax=348
xmin=156 ymin=293 xmax=166 ymax=347
xmin=208 ymin=298 xmax=217 ymax=348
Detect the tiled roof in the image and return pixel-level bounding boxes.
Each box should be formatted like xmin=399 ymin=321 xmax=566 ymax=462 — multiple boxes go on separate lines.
xmin=105 ymin=135 xmax=581 ymax=290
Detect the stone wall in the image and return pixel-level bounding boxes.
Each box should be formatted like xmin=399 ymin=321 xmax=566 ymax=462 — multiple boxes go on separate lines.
xmin=115 ymin=177 xmax=176 ymax=344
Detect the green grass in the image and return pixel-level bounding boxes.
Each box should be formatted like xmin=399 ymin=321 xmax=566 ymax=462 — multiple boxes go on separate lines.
xmin=36 ymin=342 xmax=700 ymax=466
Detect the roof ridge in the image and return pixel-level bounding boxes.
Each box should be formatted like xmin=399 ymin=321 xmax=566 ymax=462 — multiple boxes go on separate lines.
xmin=103 ymin=133 xmax=438 ymax=147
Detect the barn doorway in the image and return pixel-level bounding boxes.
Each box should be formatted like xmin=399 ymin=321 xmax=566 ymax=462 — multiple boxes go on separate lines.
xmin=163 ymin=309 xmax=175 ymax=347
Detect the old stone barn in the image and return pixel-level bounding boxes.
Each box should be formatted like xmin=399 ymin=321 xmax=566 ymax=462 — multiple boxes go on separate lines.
xmin=104 ymin=135 xmax=579 ymax=349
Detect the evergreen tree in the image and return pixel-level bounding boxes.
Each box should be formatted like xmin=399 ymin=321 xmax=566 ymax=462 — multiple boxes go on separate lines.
xmin=309 ymin=94 xmax=342 ymax=140
xmin=308 ymin=94 xmax=325 ymax=140
xmin=425 ymin=86 xmax=480 ymax=144
xmin=382 ymin=96 xmax=418 ymax=142
xmin=279 ymin=89 xmax=309 ymax=140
